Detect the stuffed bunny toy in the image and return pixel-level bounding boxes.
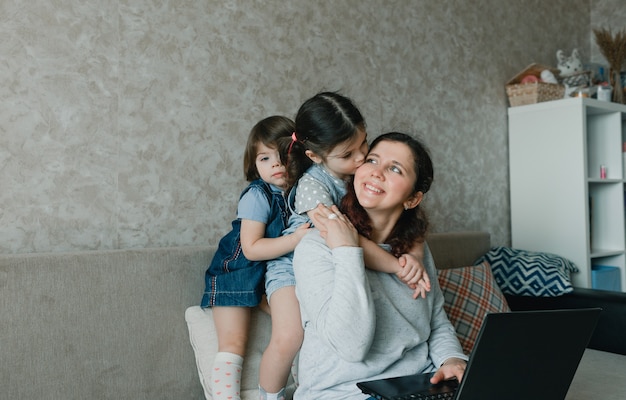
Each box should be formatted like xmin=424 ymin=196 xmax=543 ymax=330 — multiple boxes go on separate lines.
xmin=556 ymin=49 xmax=583 ymax=77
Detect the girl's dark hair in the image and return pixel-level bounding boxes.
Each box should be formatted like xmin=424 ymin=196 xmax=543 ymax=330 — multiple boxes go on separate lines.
xmin=243 ymin=115 xmax=295 ymax=182
xmin=340 ymin=132 xmax=434 ymax=257
xmin=286 ymin=91 xmax=366 ymax=187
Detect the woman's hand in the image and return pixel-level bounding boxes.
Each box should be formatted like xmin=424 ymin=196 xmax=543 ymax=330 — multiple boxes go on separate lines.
xmin=430 ymin=357 xmax=466 ymax=384
xmin=311 ymin=204 xmax=359 ymax=249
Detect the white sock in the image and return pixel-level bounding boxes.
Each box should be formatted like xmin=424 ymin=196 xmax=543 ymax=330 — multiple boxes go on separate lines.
xmin=212 ymin=352 xmax=243 ymax=400
xmin=259 ymin=385 xmax=285 ymax=400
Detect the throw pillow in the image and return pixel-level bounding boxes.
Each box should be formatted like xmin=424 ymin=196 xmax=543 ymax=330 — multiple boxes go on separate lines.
xmin=476 ymin=246 xmax=578 ymax=297
xmin=437 ymin=262 xmax=510 ymax=355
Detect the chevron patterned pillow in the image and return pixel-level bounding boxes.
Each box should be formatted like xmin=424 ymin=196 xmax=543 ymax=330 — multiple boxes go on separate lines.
xmin=476 ymin=246 xmax=579 ymax=297
xmin=437 ymin=262 xmax=510 ymax=355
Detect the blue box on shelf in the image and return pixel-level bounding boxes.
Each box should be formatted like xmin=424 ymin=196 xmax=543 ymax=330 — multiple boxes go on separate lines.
xmin=591 ymin=265 xmax=622 ymax=291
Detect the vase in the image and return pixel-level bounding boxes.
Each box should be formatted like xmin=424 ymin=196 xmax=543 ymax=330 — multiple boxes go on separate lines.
xmin=610 ymin=67 xmax=624 ymax=104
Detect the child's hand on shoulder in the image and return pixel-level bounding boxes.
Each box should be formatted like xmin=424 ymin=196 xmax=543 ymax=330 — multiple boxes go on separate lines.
xmin=293 ymin=222 xmax=312 ymax=242
xmin=396 ymin=253 xmax=431 ymax=299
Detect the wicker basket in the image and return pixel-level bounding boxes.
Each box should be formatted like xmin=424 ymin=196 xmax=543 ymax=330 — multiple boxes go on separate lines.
xmin=506 ymin=82 xmax=565 ymax=107
xmin=506 ymin=63 xmax=565 ymax=107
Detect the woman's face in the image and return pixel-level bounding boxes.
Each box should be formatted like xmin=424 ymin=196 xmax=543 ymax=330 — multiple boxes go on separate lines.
xmin=353 ymin=140 xmax=419 ymax=213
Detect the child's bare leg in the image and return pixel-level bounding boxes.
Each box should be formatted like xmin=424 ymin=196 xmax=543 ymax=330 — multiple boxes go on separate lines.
xmin=258 ymin=286 xmax=304 ymax=397
xmin=213 ymin=306 xmax=251 ymax=354
xmin=211 ymin=306 xmax=251 ymax=400
xmin=258 ymin=294 xmax=271 ymax=315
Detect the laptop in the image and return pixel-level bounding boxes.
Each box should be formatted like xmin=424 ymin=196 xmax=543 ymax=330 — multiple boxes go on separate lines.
xmin=357 ymin=308 xmax=601 ymax=400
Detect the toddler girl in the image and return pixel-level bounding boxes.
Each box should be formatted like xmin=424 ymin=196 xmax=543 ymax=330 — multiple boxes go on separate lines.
xmin=200 ymin=116 xmax=310 ymax=400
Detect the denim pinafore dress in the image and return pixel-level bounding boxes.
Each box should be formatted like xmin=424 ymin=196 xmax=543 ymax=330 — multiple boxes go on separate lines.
xmin=201 ymin=179 xmax=289 ymax=307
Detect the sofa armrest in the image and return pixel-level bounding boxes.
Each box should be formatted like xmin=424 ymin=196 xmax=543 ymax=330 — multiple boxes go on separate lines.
xmin=505 ymin=288 xmax=626 ymax=355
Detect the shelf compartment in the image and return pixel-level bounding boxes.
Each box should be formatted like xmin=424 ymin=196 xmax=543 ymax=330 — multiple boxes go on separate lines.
xmin=588 ymin=182 xmax=625 ymax=252
xmin=590 ymin=255 xmax=625 ymax=292
xmin=586 ymin=111 xmax=622 ymax=180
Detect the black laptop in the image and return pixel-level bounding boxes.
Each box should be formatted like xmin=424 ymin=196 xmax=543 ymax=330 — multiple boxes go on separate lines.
xmin=357 ymin=308 xmax=601 ymax=400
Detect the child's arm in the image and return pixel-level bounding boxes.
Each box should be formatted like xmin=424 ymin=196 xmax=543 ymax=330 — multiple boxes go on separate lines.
xmin=361 ymin=237 xmax=430 ymax=299
xmin=399 ymin=241 xmax=431 ymax=297
xmin=240 ymin=219 xmax=310 ymax=261
xmin=311 ymin=204 xmax=430 ymax=299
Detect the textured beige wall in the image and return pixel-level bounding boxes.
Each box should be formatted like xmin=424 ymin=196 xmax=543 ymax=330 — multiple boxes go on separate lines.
xmin=591 ymin=0 xmax=626 ymax=64
xmin=1 ymin=0 xmax=620 ymax=254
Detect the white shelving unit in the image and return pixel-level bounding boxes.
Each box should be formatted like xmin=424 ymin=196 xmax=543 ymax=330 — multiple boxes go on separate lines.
xmin=508 ymin=97 xmax=626 ymax=292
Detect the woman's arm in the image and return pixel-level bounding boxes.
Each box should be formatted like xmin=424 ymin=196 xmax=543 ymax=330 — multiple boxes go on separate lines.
xmin=239 ymin=219 xmax=310 ymax=261
xmin=421 ymin=245 xmax=468 ymax=368
xmin=294 ymin=210 xmax=376 ymax=362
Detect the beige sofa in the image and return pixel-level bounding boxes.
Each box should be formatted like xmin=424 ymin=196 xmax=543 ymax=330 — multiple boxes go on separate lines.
xmin=2 ymin=232 xmax=624 ymax=399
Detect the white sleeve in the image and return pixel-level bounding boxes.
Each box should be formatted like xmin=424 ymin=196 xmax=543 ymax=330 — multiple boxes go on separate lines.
xmin=293 ymin=231 xmax=376 ymax=362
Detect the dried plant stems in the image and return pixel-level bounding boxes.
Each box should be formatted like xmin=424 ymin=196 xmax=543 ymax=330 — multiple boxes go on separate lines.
xmin=594 ymin=27 xmax=626 ymax=103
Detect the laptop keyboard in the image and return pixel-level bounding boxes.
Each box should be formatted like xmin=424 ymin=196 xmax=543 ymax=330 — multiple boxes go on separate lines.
xmin=389 ymin=392 xmax=455 ymax=400
xmin=359 ymin=374 xmax=459 ymax=400
xmin=367 ymin=393 xmax=455 ymax=400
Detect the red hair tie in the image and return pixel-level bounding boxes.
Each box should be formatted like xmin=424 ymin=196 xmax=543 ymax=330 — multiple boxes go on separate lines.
xmin=287 ymin=132 xmax=298 ymax=159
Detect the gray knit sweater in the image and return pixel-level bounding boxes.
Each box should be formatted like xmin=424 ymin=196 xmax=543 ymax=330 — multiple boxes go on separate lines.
xmin=292 ymin=230 xmax=467 ymax=400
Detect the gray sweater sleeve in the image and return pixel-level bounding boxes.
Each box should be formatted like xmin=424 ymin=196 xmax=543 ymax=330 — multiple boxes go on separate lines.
xmin=422 ymin=243 xmax=470 ymax=367
xmin=293 ymin=231 xmax=376 ymax=362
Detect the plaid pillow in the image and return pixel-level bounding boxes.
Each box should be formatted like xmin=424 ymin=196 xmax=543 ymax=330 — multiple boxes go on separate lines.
xmin=437 ymin=261 xmax=510 ymax=354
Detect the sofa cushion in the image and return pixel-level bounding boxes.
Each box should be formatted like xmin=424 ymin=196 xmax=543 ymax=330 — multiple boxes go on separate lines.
xmin=437 ymin=261 xmax=510 ymax=354
xmin=476 ymin=247 xmax=578 ymax=297
xmin=185 ymin=306 xmax=298 ymax=400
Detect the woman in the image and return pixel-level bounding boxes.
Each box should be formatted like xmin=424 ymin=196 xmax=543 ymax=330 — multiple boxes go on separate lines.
xmin=292 ymin=132 xmax=467 ymax=399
